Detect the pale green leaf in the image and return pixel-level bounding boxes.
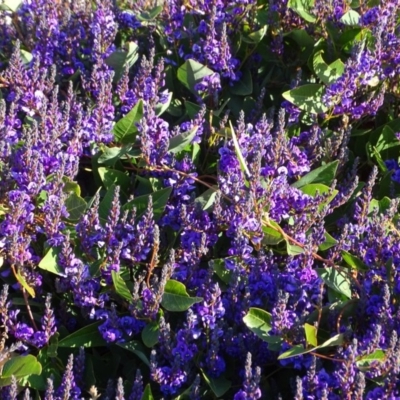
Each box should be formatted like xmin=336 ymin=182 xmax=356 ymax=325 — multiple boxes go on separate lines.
xmin=340 ymin=9 xmax=361 ymax=26
xmin=229 ymin=121 xmax=251 ymax=178
xmin=177 ymin=59 xmax=214 ymax=94
xmin=288 ymin=0 xmax=316 ymax=22
xmin=169 ymin=126 xmax=198 ymax=154
xmin=38 ymin=247 xmax=63 ymax=276
xmin=282 ymin=84 xmax=327 ymax=114
xmin=243 ymin=307 xmax=272 ymax=341
xmin=317 ymin=268 xmax=351 ymax=298
xmin=304 ymin=323 xmax=318 ymax=347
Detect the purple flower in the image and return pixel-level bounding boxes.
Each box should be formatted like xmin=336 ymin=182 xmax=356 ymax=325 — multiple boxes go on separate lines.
xmin=13 ymin=323 xmax=34 ymax=341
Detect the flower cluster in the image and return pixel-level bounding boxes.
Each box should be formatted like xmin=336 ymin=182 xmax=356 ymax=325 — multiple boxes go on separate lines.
xmin=0 ymin=0 xmax=400 ymax=399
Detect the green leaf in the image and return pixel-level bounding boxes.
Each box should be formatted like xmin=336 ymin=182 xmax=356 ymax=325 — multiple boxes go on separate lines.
xmin=0 ymin=0 xmax=22 ymax=11
xmin=0 ymin=355 xmax=41 ymax=386
xmin=319 ymin=231 xmax=338 ymax=251
xmin=278 ymin=334 xmax=344 ymax=360
xmin=195 ymin=187 xmax=219 ymax=211
xmin=368 ymin=197 xmax=391 ymax=216
xmin=377 ymin=171 xmax=395 ymax=198
xmin=313 ymin=51 xmax=344 ymax=84
xmin=138 ymin=5 xmax=163 ymax=21
xmin=229 ymin=121 xmax=251 ymax=178
xmin=141 ymin=384 xmax=155 ymax=400
xmin=244 ymin=25 xmax=268 ymax=44
xmin=117 ymin=341 xmax=150 ymax=367
xmin=263 ymin=335 xmax=284 ymax=351
xmin=243 ymin=307 xmax=272 ymax=341
xmin=213 ymin=97 xmax=231 ymax=117
xmin=356 ymin=349 xmax=386 ymax=368
xmin=211 ymin=258 xmax=234 ymax=284
xmin=134 ymin=176 xmax=154 ymax=196
xmin=97 ymin=146 xmax=131 ymax=166
xmin=340 ymin=9 xmax=361 ymax=26
xmin=142 ymin=321 xmax=159 ymax=348
xmin=201 ymin=370 xmax=231 ymax=397
xmin=65 ymin=193 xmax=87 ymax=221
xmin=168 ymin=126 xmax=199 ymax=154
xmin=300 ymin=183 xmax=338 ymax=210
xmin=262 ymin=220 xmax=284 ymax=245
xmin=304 ymin=323 xmax=318 ymax=347
xmin=191 ymin=142 xmax=201 ymax=164
xmin=317 ymin=268 xmax=352 ymax=298
xmin=341 ymin=251 xmax=368 ymax=271
xmin=282 ymin=84 xmax=327 ymax=114
xmin=292 ymin=161 xmax=339 ymax=188
xmin=286 ymin=241 xmax=305 ymax=256
xmin=62 ymin=177 xmax=81 ymax=196
xmin=339 ymin=27 xmax=368 ymax=53
xmin=111 ymin=271 xmax=133 ymax=301
xmin=161 ymin=280 xmax=203 ymax=312
xmin=318 ymin=333 xmax=344 ymax=348
xmin=328 ymin=58 xmax=345 ymax=78
xmin=288 ymin=0 xmax=316 ymax=22
xmin=47 ymin=333 xmax=59 ymax=358
xmin=278 ymin=344 xmax=309 ymax=360
xmin=58 ymin=321 xmax=106 ymax=348
xmin=13 ymin=267 xmax=35 ymax=297
xmin=284 ymin=29 xmax=314 ymax=50
xmin=0 ymin=204 xmax=9 ymax=216
xmin=105 ymin=41 xmax=139 ymax=81
xmin=373 ymin=125 xmax=400 ymax=158
xmin=177 ymin=59 xmax=214 ymax=94
xmin=155 ymin=91 xmax=173 ymax=116
xmin=98 ymin=167 xmax=130 ymax=192
xmin=230 ymin=68 xmax=253 ymax=96
xmin=113 ymin=100 xmax=143 ymax=144
xmin=20 ymin=49 xmax=33 ymax=65
xmin=313 ymin=51 xmax=331 ymax=84
xmin=123 ymin=187 xmax=172 ymax=221
xmin=99 ymin=184 xmax=117 ymax=223
xmin=185 ymin=101 xmax=202 ymax=119
xmin=368 ymin=119 xmax=400 ymax=146
xmin=38 ymin=247 xmax=63 ymax=276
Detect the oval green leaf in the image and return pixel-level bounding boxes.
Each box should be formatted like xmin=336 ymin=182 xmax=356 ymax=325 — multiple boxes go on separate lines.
xmin=0 ymin=355 xmax=42 ymax=387
xmin=142 ymin=321 xmax=159 ymax=348
xmin=38 ymin=247 xmax=63 ymax=276
xmin=58 ymin=321 xmax=106 ymax=348
xmin=112 ymin=271 xmax=133 ymax=302
xmin=168 ymin=126 xmax=199 ymax=154
xmin=161 ymin=280 xmax=203 ymax=312
xmin=282 ymin=84 xmax=327 ymax=114
xmin=243 ymin=307 xmax=272 ymax=341
xmin=113 ymin=100 xmax=143 ymax=144
xmin=123 ymin=186 xmax=172 ymax=221
xmin=117 ymin=340 xmax=150 ymax=367
xmin=316 ymin=267 xmax=351 ymax=298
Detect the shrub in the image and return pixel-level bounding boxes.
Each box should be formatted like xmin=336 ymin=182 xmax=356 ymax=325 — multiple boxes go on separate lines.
xmin=0 ymin=0 xmax=400 ymax=398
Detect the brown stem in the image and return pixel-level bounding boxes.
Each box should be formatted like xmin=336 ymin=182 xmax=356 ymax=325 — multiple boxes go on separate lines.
xmin=22 ymin=288 xmax=38 ymax=331
xmin=336 ymin=299 xmax=358 ymax=334
xmin=308 ymin=351 xmax=346 ymax=362
xmin=146 ymin=239 xmax=159 ymax=288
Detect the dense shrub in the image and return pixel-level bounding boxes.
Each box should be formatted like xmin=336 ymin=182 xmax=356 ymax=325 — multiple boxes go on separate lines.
xmin=0 ymin=0 xmax=400 ymax=398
